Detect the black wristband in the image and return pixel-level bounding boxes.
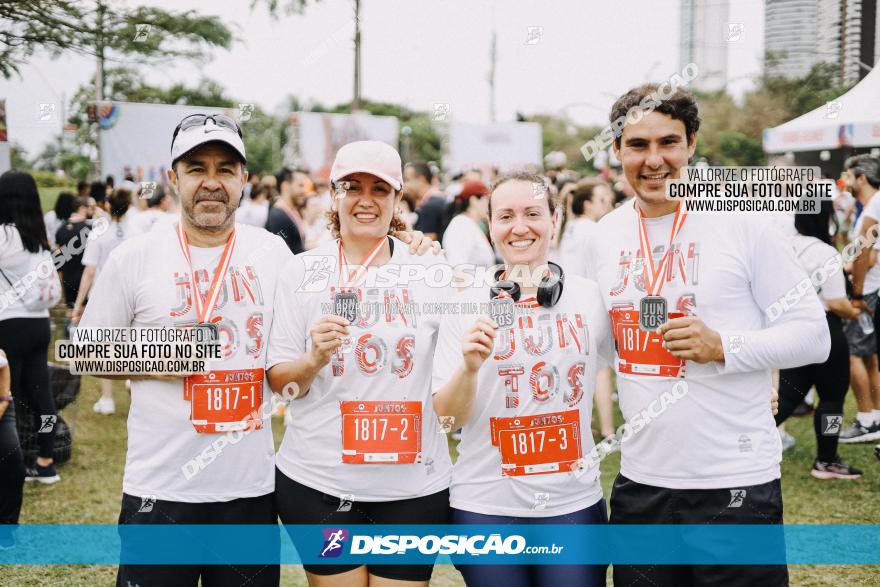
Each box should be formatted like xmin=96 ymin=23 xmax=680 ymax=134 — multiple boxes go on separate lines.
xmin=852 ymin=293 xmax=865 ymax=301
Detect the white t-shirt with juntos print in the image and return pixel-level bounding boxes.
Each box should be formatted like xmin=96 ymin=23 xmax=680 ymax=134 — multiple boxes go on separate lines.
xmin=432 ymin=276 xmax=611 ymax=517
xmin=267 ymin=237 xmax=454 ymax=501
xmin=80 ymin=223 xmax=291 ymax=502
xmin=586 ymin=201 xmax=830 ymax=490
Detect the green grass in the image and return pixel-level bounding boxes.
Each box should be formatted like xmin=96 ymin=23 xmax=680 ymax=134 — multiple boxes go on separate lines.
xmin=38 ymin=186 xmax=76 ymax=214
xmin=4 ymin=317 xmax=879 ymax=585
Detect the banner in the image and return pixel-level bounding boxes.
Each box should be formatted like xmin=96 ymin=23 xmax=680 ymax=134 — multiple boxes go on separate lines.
xmin=99 ymin=102 xmax=234 ymax=183
xmin=1 ymin=524 xmax=878 ymax=565
xmin=290 ymin=111 xmax=399 ymax=181
xmin=445 ymin=121 xmax=542 ymax=175
xmin=0 ymin=99 xmax=9 ymax=173
xmin=0 ymin=98 xmax=7 ymax=142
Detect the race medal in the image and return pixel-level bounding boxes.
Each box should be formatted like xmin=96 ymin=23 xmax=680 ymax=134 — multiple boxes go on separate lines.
xmin=194 ymin=322 xmax=219 ymax=343
xmin=639 ymin=296 xmax=667 ymax=332
xmin=489 ymin=297 xmax=515 ymax=329
xmin=333 ymin=291 xmax=359 ymax=323
xmin=634 ymin=202 xmax=687 ymax=335
xmin=336 ymin=238 xmax=386 ymax=355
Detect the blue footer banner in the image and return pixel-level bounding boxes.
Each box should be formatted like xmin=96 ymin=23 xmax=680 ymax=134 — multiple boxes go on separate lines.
xmin=0 ymin=525 xmax=877 ymax=565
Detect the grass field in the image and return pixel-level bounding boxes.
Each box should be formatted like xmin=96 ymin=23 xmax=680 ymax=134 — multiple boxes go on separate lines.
xmin=3 ymin=314 xmax=879 ymax=586
xmin=38 ymin=186 xmax=76 ymax=214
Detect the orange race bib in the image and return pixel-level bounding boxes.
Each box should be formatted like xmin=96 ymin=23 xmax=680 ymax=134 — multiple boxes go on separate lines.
xmin=490 ymin=409 xmax=582 ymax=476
xmin=184 ymin=368 xmax=264 ymax=434
xmin=340 ymin=400 xmax=422 ymax=464
xmin=609 ymin=307 xmax=686 ymax=378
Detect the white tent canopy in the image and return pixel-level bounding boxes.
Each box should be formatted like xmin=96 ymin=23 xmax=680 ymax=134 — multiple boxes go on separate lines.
xmin=763 ymin=67 xmax=880 ymax=153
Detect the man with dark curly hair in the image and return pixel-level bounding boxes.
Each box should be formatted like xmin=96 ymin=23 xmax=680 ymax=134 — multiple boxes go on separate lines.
xmin=586 ymin=84 xmax=831 ymax=586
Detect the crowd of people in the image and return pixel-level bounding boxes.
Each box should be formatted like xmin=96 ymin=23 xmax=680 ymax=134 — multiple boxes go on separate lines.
xmin=0 ymin=82 xmax=877 ymax=587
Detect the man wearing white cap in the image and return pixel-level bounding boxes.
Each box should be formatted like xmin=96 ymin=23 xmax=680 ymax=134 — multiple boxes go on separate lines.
xmin=80 ymin=119 xmax=439 ymax=586
xmin=80 ymin=113 xmax=289 ymax=586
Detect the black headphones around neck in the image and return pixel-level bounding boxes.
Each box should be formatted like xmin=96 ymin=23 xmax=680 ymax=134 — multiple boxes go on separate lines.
xmin=489 ymin=262 xmax=565 ymax=308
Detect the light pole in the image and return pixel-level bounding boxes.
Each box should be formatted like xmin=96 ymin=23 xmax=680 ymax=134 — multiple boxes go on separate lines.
xmin=352 ymin=0 xmax=362 ymax=111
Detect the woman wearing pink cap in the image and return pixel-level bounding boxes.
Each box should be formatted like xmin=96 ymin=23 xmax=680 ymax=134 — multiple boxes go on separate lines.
xmin=267 ymin=141 xmax=454 ymax=586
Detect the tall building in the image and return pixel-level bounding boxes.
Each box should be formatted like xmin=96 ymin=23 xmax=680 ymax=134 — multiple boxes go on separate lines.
xmin=768 ymin=0 xmax=877 ymax=84
xmin=679 ymin=0 xmax=730 ymax=91
xmin=765 ymin=0 xmax=820 ymax=78
xmin=819 ymin=0 xmax=877 ymax=84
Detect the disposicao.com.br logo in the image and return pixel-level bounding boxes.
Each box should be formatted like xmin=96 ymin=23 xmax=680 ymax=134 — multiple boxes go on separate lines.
xmin=320 ymin=528 xmax=348 ymax=558
xmin=325 ymin=530 xmax=563 ymax=556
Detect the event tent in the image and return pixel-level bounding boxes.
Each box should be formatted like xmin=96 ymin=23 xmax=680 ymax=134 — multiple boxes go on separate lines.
xmin=763 ymin=67 xmax=880 ymax=154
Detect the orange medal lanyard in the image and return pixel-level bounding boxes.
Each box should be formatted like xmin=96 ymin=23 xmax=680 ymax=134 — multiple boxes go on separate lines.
xmin=176 ymin=222 xmax=236 ymax=327
xmin=337 ymin=237 xmax=387 ymax=290
xmin=636 ymin=202 xmax=687 ymax=296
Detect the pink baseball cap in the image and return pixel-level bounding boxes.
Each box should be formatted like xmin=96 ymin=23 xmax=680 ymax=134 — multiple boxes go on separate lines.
xmin=330 ymin=141 xmax=403 ymax=191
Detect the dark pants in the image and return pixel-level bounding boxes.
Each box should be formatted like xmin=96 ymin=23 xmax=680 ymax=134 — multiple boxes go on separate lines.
xmin=275 ymin=468 xmax=450 ymax=582
xmin=610 ymin=474 xmax=788 ymax=587
xmin=0 ymin=401 xmax=25 ymax=524
xmin=0 ymin=317 xmax=54 ymax=459
xmin=776 ymin=312 xmax=849 ymax=462
xmin=451 ymin=500 xmax=608 ymax=587
xmin=116 ymin=492 xmax=280 ymax=587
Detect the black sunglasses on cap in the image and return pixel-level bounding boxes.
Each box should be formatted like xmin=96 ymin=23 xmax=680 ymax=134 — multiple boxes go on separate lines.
xmin=171 ymin=114 xmax=243 ymax=145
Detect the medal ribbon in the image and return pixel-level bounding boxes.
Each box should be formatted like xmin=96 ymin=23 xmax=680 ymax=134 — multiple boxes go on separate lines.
xmin=176 ymin=222 xmax=237 ymax=324
xmin=636 ymin=202 xmax=687 ymax=296
xmin=338 ymin=237 xmax=387 ymax=289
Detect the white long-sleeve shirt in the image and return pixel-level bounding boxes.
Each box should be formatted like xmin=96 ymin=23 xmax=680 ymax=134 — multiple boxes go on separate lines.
xmin=587 ymin=201 xmax=830 ymax=489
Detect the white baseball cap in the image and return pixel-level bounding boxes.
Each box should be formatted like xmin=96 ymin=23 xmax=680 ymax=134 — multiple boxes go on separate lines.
xmin=330 ymin=141 xmax=403 ymax=191
xmin=170 ymin=114 xmax=247 ymax=166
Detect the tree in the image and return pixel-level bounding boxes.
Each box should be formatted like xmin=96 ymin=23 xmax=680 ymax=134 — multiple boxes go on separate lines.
xmin=239 ymin=107 xmax=286 ymax=176
xmin=693 ymin=60 xmax=852 ymax=166
xmin=9 ymin=142 xmax=28 ymax=169
xmin=0 ymin=1 xmax=233 ymax=80
xmin=31 ymin=141 xmax=90 ymax=180
xmin=525 ymin=113 xmax=602 ymax=175
xmin=718 ymin=132 xmax=765 ymax=167
xmin=252 ymin=0 xmax=312 ymax=14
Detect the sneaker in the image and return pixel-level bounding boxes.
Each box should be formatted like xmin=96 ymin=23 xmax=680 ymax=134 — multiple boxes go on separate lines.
xmin=780 ymin=430 xmax=796 ymax=452
xmin=838 ymin=419 xmax=880 ymax=444
xmin=811 ymin=458 xmax=863 ymax=480
xmin=92 ymin=396 xmax=115 ymax=415
xmin=24 ymin=463 xmax=61 ymax=484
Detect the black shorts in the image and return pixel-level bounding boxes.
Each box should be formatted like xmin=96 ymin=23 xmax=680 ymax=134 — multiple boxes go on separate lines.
xmin=116 ymin=492 xmax=280 ymax=587
xmin=275 ymin=468 xmax=450 ymax=581
xmin=609 ymin=474 xmax=788 ymax=587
